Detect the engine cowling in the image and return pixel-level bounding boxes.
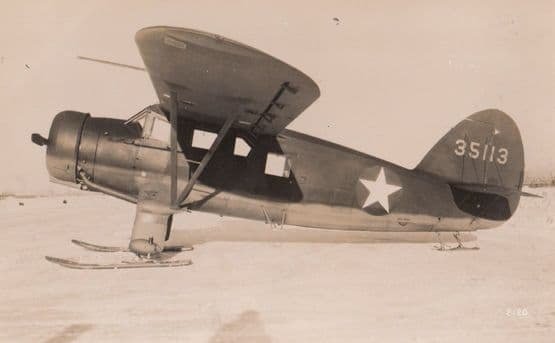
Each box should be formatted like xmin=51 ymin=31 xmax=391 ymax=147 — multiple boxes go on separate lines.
xmin=45 ymin=111 xmax=90 ymax=183
xmin=36 ymin=111 xmax=142 ymax=194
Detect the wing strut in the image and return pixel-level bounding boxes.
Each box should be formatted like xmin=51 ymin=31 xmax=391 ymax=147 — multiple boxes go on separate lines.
xmin=170 ymin=91 xmax=179 ymax=207
xmin=174 ymin=112 xmax=237 ymax=208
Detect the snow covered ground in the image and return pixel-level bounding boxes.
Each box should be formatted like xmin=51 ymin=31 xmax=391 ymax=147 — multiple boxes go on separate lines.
xmin=1 ymin=187 xmax=554 ymax=342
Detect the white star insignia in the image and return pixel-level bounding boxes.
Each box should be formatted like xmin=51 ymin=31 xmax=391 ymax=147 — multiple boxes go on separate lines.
xmin=359 ymin=168 xmax=402 ymax=213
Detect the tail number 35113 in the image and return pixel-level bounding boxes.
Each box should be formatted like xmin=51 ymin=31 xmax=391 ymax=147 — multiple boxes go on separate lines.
xmin=454 ymin=139 xmax=508 ymax=165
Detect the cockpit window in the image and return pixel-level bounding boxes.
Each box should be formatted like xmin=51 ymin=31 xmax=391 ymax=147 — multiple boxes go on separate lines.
xmin=135 ymin=117 xmax=145 ymax=131
xmin=137 ymin=113 xmax=171 ymax=143
xmin=149 ymin=118 xmax=171 ymax=142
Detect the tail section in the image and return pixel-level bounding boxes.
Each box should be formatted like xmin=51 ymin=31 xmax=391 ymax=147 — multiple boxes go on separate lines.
xmin=416 ymin=109 xmax=524 ymax=220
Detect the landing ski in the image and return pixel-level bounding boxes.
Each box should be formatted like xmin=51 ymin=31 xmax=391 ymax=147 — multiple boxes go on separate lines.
xmin=71 ymin=239 xmax=193 ymax=252
xmin=45 ymin=256 xmax=192 ymax=269
xmin=434 ymin=244 xmax=480 ymax=251
xmin=447 ymin=246 xmax=480 ymax=251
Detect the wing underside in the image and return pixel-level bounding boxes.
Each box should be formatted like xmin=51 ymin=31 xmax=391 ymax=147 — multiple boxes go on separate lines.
xmin=135 ymin=26 xmax=320 ymax=135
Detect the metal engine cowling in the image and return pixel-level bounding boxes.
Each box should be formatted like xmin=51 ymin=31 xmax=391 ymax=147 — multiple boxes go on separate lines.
xmin=46 ymin=111 xmax=90 ymax=183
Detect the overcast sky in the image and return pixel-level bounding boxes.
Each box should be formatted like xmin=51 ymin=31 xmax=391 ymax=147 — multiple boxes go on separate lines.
xmin=1 ymin=0 xmax=553 ymax=193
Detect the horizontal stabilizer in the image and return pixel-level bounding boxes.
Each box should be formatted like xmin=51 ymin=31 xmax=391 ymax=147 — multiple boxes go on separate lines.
xmin=449 ymin=183 xmax=535 ymax=197
xmin=520 ymin=191 xmax=543 ymax=198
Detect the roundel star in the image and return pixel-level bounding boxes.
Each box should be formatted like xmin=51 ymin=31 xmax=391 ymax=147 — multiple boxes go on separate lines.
xmin=359 ymin=167 xmax=402 ymax=213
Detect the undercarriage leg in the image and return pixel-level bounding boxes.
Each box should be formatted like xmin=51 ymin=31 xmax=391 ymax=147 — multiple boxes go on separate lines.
xmin=128 ymin=209 xmax=171 ymax=256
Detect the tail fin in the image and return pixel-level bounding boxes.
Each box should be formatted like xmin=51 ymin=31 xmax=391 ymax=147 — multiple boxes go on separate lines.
xmin=416 ymin=109 xmax=524 ymax=220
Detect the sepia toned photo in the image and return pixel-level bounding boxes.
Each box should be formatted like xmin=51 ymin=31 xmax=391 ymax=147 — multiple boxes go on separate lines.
xmin=1 ymin=1 xmax=554 ymax=342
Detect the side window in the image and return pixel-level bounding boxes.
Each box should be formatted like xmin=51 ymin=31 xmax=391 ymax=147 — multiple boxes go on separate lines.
xmin=192 ymin=129 xmax=217 ymax=149
xmin=265 ymin=153 xmax=290 ymax=178
xmin=233 ymin=137 xmax=251 ymax=157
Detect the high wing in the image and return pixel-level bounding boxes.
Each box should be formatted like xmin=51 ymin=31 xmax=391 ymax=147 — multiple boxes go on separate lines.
xmin=135 ymin=26 xmax=320 ymax=135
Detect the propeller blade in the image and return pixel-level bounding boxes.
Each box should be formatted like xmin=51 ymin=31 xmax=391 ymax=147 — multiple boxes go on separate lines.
xmin=31 ymin=133 xmax=48 ymax=146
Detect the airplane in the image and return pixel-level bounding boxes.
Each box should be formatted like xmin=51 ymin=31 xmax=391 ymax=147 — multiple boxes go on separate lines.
xmin=32 ymin=26 xmax=531 ymax=269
